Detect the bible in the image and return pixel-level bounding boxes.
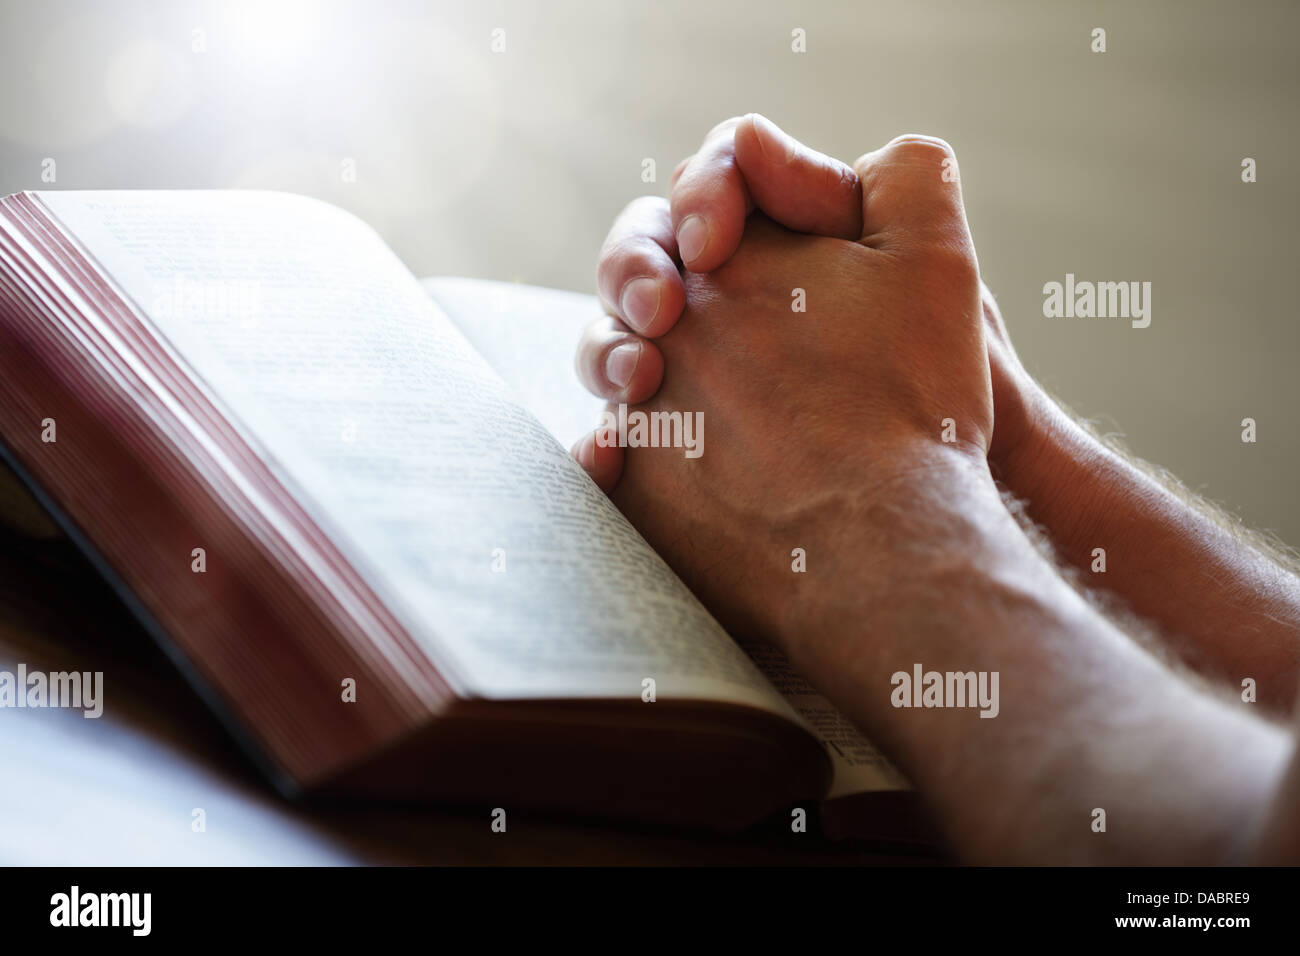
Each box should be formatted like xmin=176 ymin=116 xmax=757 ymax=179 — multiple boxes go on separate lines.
xmin=0 ymin=190 xmax=924 ymax=840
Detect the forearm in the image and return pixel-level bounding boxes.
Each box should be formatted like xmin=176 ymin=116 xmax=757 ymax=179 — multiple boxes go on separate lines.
xmin=779 ymin=453 xmax=1292 ymax=863
xmin=998 ymin=388 xmax=1300 ymax=711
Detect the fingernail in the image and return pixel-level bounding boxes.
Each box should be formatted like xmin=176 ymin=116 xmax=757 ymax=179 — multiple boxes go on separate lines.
xmin=750 ymin=113 xmax=794 ymax=163
xmin=676 ymin=214 xmax=709 ymax=265
xmin=620 ymin=276 xmax=661 ymax=332
xmin=605 ymin=342 xmax=641 ymax=390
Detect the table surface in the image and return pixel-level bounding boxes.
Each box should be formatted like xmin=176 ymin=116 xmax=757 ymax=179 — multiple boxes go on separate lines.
xmin=0 ymin=466 xmax=935 ymax=866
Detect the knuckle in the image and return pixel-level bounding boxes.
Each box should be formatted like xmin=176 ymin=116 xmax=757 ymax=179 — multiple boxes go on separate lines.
xmin=886 ymin=134 xmax=956 ymax=167
xmin=578 ymin=315 xmax=614 ymax=351
xmin=704 ymin=115 xmax=746 ymax=142
xmin=909 ymin=236 xmax=980 ymax=289
xmin=852 ymin=136 xmax=957 ymax=180
xmin=621 ymin=194 xmax=667 ymax=219
xmin=598 ymin=233 xmax=659 ymax=274
xmin=601 ymin=197 xmax=666 ymax=253
xmin=820 ymin=156 xmax=859 ymax=196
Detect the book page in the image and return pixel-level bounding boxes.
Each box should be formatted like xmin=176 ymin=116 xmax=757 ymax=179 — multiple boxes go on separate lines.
xmin=428 ymin=277 xmax=909 ymax=797
xmin=742 ymin=642 xmax=906 ymax=797
xmin=423 ymin=278 xmax=606 ymax=451
xmin=37 ymin=191 xmax=795 ymax=715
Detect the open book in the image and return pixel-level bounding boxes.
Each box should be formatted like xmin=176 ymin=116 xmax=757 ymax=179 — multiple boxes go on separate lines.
xmin=0 ymin=191 xmax=922 ymax=841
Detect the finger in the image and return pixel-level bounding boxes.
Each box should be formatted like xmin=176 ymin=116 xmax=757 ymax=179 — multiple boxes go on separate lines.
xmin=574 ymin=313 xmax=666 ymax=404
xmin=852 ymin=134 xmax=974 ymax=252
xmin=571 ymin=428 xmax=624 ymax=494
xmin=596 ymin=195 xmax=687 ymax=336
xmin=669 ymin=116 xmax=754 ymax=272
xmin=670 ymin=156 xmax=691 ymax=189
xmin=731 ymin=113 xmax=862 ymax=239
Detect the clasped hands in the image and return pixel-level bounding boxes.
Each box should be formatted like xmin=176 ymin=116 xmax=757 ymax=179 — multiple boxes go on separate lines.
xmin=564 ymin=115 xmax=1300 ymax=865
xmin=571 ymin=115 xmax=1029 ymax=653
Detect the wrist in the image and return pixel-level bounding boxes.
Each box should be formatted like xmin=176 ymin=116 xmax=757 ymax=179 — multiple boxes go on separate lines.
xmin=773 ymin=447 xmax=1011 ymax=663
xmin=990 ymin=380 xmax=1115 ymax=555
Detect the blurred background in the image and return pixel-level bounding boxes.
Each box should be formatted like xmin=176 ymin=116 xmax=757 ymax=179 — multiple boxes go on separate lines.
xmin=1 ymin=0 xmax=1296 ymax=544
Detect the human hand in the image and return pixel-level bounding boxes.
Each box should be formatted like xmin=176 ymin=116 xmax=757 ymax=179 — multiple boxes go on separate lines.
xmin=580 ymin=136 xmax=995 ymax=650
xmin=575 ymin=114 xmax=1042 ymax=491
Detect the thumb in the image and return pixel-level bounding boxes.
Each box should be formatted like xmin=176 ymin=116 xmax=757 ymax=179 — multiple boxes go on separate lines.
xmin=732 ymin=113 xmax=862 ymax=240
xmin=853 ymin=134 xmax=974 ymax=253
